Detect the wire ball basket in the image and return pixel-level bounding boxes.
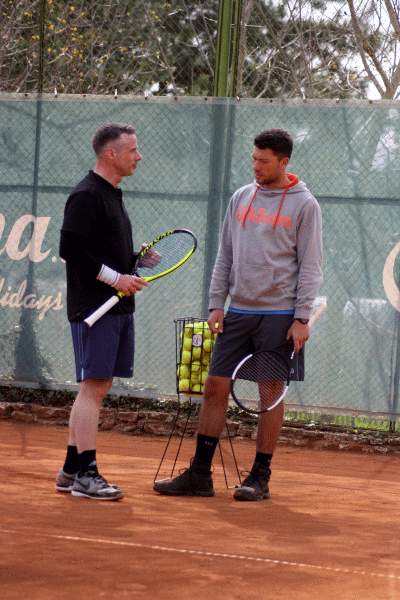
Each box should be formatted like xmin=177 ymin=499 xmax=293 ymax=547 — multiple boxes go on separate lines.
xmin=174 ymin=317 xmax=217 ymax=396
xmin=153 ymin=316 xmax=241 ymax=488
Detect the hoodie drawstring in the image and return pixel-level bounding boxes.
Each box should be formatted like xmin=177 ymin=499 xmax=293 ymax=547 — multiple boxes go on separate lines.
xmin=241 ymin=184 xmax=260 ymax=226
xmin=242 ymin=174 xmax=299 ymax=229
xmin=272 ymin=187 xmax=289 ymax=230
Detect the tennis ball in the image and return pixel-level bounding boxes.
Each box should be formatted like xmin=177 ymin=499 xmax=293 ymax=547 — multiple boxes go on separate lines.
xmin=192 ymin=347 xmax=202 ymax=360
xmin=190 ymin=373 xmax=200 ymax=383
xmin=203 ymin=329 xmax=212 ymax=340
xmin=203 ymin=339 xmax=212 ymax=353
xmin=181 ymin=350 xmax=191 ymax=364
xmin=193 ymin=322 xmax=207 ymax=333
xmin=177 ymin=365 xmax=190 ymax=379
xmin=201 ymin=370 xmax=208 ymax=384
xmin=179 ymin=379 xmax=190 ymax=392
xmin=180 ymin=324 xmax=192 ymax=340
xmin=191 ymin=361 xmax=201 ymax=373
xmin=183 ymin=336 xmax=192 ymax=351
xmin=202 ymin=353 xmax=211 ymax=366
xmin=191 ymin=383 xmax=202 ymax=393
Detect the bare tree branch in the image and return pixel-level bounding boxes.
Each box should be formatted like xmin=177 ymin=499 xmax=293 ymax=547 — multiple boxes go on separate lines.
xmin=347 ymin=0 xmax=388 ymax=95
xmin=383 ymin=0 xmax=400 ymax=36
xmin=1 ymin=0 xmax=398 ymax=99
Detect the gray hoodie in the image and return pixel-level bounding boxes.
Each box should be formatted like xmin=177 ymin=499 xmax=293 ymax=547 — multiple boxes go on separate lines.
xmin=208 ymin=174 xmax=323 ymax=320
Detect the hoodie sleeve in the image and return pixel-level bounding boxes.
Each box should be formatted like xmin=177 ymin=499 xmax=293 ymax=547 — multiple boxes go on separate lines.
xmin=208 ymin=199 xmax=234 ymax=311
xmin=294 ymin=197 xmax=323 ymax=320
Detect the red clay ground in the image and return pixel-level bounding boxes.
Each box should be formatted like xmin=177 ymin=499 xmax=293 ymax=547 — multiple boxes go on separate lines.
xmin=1 ymin=420 xmax=399 ymax=599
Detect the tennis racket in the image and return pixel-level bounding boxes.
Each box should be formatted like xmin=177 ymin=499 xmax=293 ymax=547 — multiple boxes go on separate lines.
xmin=230 ymin=349 xmax=294 ymax=415
xmin=84 ymin=228 xmax=197 ymax=327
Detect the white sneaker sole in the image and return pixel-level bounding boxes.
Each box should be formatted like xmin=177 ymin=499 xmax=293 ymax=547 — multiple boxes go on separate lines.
xmin=71 ymin=489 xmax=123 ymax=500
xmin=55 ymin=485 xmax=74 ymax=493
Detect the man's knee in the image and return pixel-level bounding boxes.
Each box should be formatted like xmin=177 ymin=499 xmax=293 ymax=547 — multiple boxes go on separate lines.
xmin=80 ymin=378 xmax=113 ymax=402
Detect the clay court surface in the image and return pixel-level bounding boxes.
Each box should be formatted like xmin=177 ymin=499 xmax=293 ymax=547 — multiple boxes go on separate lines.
xmin=1 ymin=420 xmax=400 ymax=599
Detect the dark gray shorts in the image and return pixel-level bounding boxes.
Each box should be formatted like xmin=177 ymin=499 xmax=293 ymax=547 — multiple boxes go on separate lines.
xmin=70 ymin=313 xmax=134 ymax=382
xmin=208 ymin=313 xmax=304 ymax=380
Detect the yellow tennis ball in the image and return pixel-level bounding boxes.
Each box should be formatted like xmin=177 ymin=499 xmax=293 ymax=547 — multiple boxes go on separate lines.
xmin=190 ymin=373 xmax=200 ymax=383
xmin=202 ymin=353 xmax=210 ymax=366
xmin=181 ymin=350 xmax=191 ymax=364
xmin=177 ymin=365 xmax=190 ymax=379
xmin=191 ymin=361 xmax=201 ymax=373
xmin=201 ymin=371 xmax=208 ymax=384
xmin=192 ymin=347 xmax=202 ymax=360
xmin=193 ymin=322 xmax=206 ymax=333
xmin=191 ymin=383 xmax=202 ymax=393
xmin=203 ymin=339 xmax=212 ymax=353
xmin=178 ymin=379 xmax=190 ymax=392
xmin=183 ymin=336 xmax=192 ymax=351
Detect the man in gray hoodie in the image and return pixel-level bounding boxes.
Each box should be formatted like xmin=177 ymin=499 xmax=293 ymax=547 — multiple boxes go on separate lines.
xmin=154 ymin=128 xmax=323 ymax=501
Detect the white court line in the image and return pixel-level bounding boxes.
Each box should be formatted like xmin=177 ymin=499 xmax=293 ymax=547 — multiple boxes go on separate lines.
xmin=1 ymin=527 xmax=400 ymax=582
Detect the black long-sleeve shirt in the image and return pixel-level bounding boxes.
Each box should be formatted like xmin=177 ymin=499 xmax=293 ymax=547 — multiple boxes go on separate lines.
xmin=60 ymin=170 xmax=135 ymax=321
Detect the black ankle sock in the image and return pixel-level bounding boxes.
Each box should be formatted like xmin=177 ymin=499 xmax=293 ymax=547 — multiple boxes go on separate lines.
xmin=78 ymin=450 xmax=98 ymax=476
xmin=253 ymin=452 xmax=272 ymax=470
xmin=193 ymin=433 xmax=218 ymax=469
xmin=63 ymin=445 xmax=79 ymax=475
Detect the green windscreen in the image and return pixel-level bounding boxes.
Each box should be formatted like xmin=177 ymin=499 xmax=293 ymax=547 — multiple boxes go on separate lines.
xmin=0 ymin=95 xmax=399 ymax=417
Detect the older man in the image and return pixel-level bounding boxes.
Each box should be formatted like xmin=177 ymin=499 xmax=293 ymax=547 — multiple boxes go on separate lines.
xmin=56 ymin=123 xmax=148 ymax=500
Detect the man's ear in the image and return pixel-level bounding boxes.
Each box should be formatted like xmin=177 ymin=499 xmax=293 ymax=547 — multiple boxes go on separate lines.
xmin=103 ymin=145 xmax=116 ymax=161
xmin=280 ymin=156 xmax=289 ymax=169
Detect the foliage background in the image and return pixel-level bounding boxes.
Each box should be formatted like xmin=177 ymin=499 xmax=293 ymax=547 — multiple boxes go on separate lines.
xmin=2 ymin=0 xmax=400 ymax=99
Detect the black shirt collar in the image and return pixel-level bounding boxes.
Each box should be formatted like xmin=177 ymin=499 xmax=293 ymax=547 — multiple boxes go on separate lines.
xmin=89 ymin=170 xmax=122 ymax=197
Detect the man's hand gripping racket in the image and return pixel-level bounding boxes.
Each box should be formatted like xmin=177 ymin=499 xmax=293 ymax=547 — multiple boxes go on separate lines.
xmin=84 ymin=228 xmax=197 ymax=327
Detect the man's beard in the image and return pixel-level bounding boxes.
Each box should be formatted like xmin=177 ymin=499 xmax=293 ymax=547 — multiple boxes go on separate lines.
xmin=256 ymin=174 xmax=279 ymax=185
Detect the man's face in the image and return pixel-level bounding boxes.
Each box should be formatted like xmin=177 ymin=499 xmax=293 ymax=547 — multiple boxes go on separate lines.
xmin=252 ymin=146 xmax=288 ymax=185
xmin=111 ymin=133 xmax=142 ymax=177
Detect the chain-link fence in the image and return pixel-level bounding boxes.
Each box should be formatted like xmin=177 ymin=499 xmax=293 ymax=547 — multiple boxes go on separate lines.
xmin=0 ymin=94 xmax=399 ymax=423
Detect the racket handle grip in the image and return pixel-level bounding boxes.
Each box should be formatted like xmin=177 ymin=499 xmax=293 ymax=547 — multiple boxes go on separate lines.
xmin=84 ymin=295 xmax=120 ymax=327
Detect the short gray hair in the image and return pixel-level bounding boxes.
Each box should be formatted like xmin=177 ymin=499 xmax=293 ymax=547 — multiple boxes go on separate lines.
xmin=92 ymin=123 xmax=136 ymax=155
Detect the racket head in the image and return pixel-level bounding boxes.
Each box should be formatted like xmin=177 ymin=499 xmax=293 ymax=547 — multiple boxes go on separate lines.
xmin=135 ymin=228 xmax=197 ymax=282
xmin=230 ymin=350 xmax=291 ymax=415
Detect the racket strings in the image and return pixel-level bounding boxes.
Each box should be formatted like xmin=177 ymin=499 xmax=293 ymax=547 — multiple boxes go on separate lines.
xmin=232 ymin=353 xmax=288 ymax=413
xmin=137 ymin=233 xmax=195 ymax=277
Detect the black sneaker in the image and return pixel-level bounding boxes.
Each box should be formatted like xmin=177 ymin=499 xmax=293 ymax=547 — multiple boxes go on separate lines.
xmin=154 ymin=465 xmax=215 ymax=497
xmin=233 ymin=462 xmax=271 ymax=501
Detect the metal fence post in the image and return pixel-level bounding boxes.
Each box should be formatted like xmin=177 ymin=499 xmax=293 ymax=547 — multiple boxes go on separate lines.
xmin=214 ymin=0 xmax=243 ymax=97
xmin=14 ymin=0 xmax=49 ymax=382
xmin=389 ymin=312 xmax=400 ymax=432
xmin=202 ymin=1 xmax=243 ymax=313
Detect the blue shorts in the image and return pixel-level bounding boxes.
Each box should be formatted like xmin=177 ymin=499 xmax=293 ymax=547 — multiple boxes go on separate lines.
xmin=70 ymin=313 xmax=134 ymax=382
xmin=209 ymin=313 xmax=304 ymax=380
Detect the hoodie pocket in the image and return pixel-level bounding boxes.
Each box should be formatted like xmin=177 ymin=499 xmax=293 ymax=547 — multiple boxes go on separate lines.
xmin=229 ymin=262 xmax=275 ymax=305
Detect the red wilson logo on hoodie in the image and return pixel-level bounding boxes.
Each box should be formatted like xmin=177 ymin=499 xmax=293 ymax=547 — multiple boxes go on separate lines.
xmin=235 ymin=205 xmax=293 ymax=230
